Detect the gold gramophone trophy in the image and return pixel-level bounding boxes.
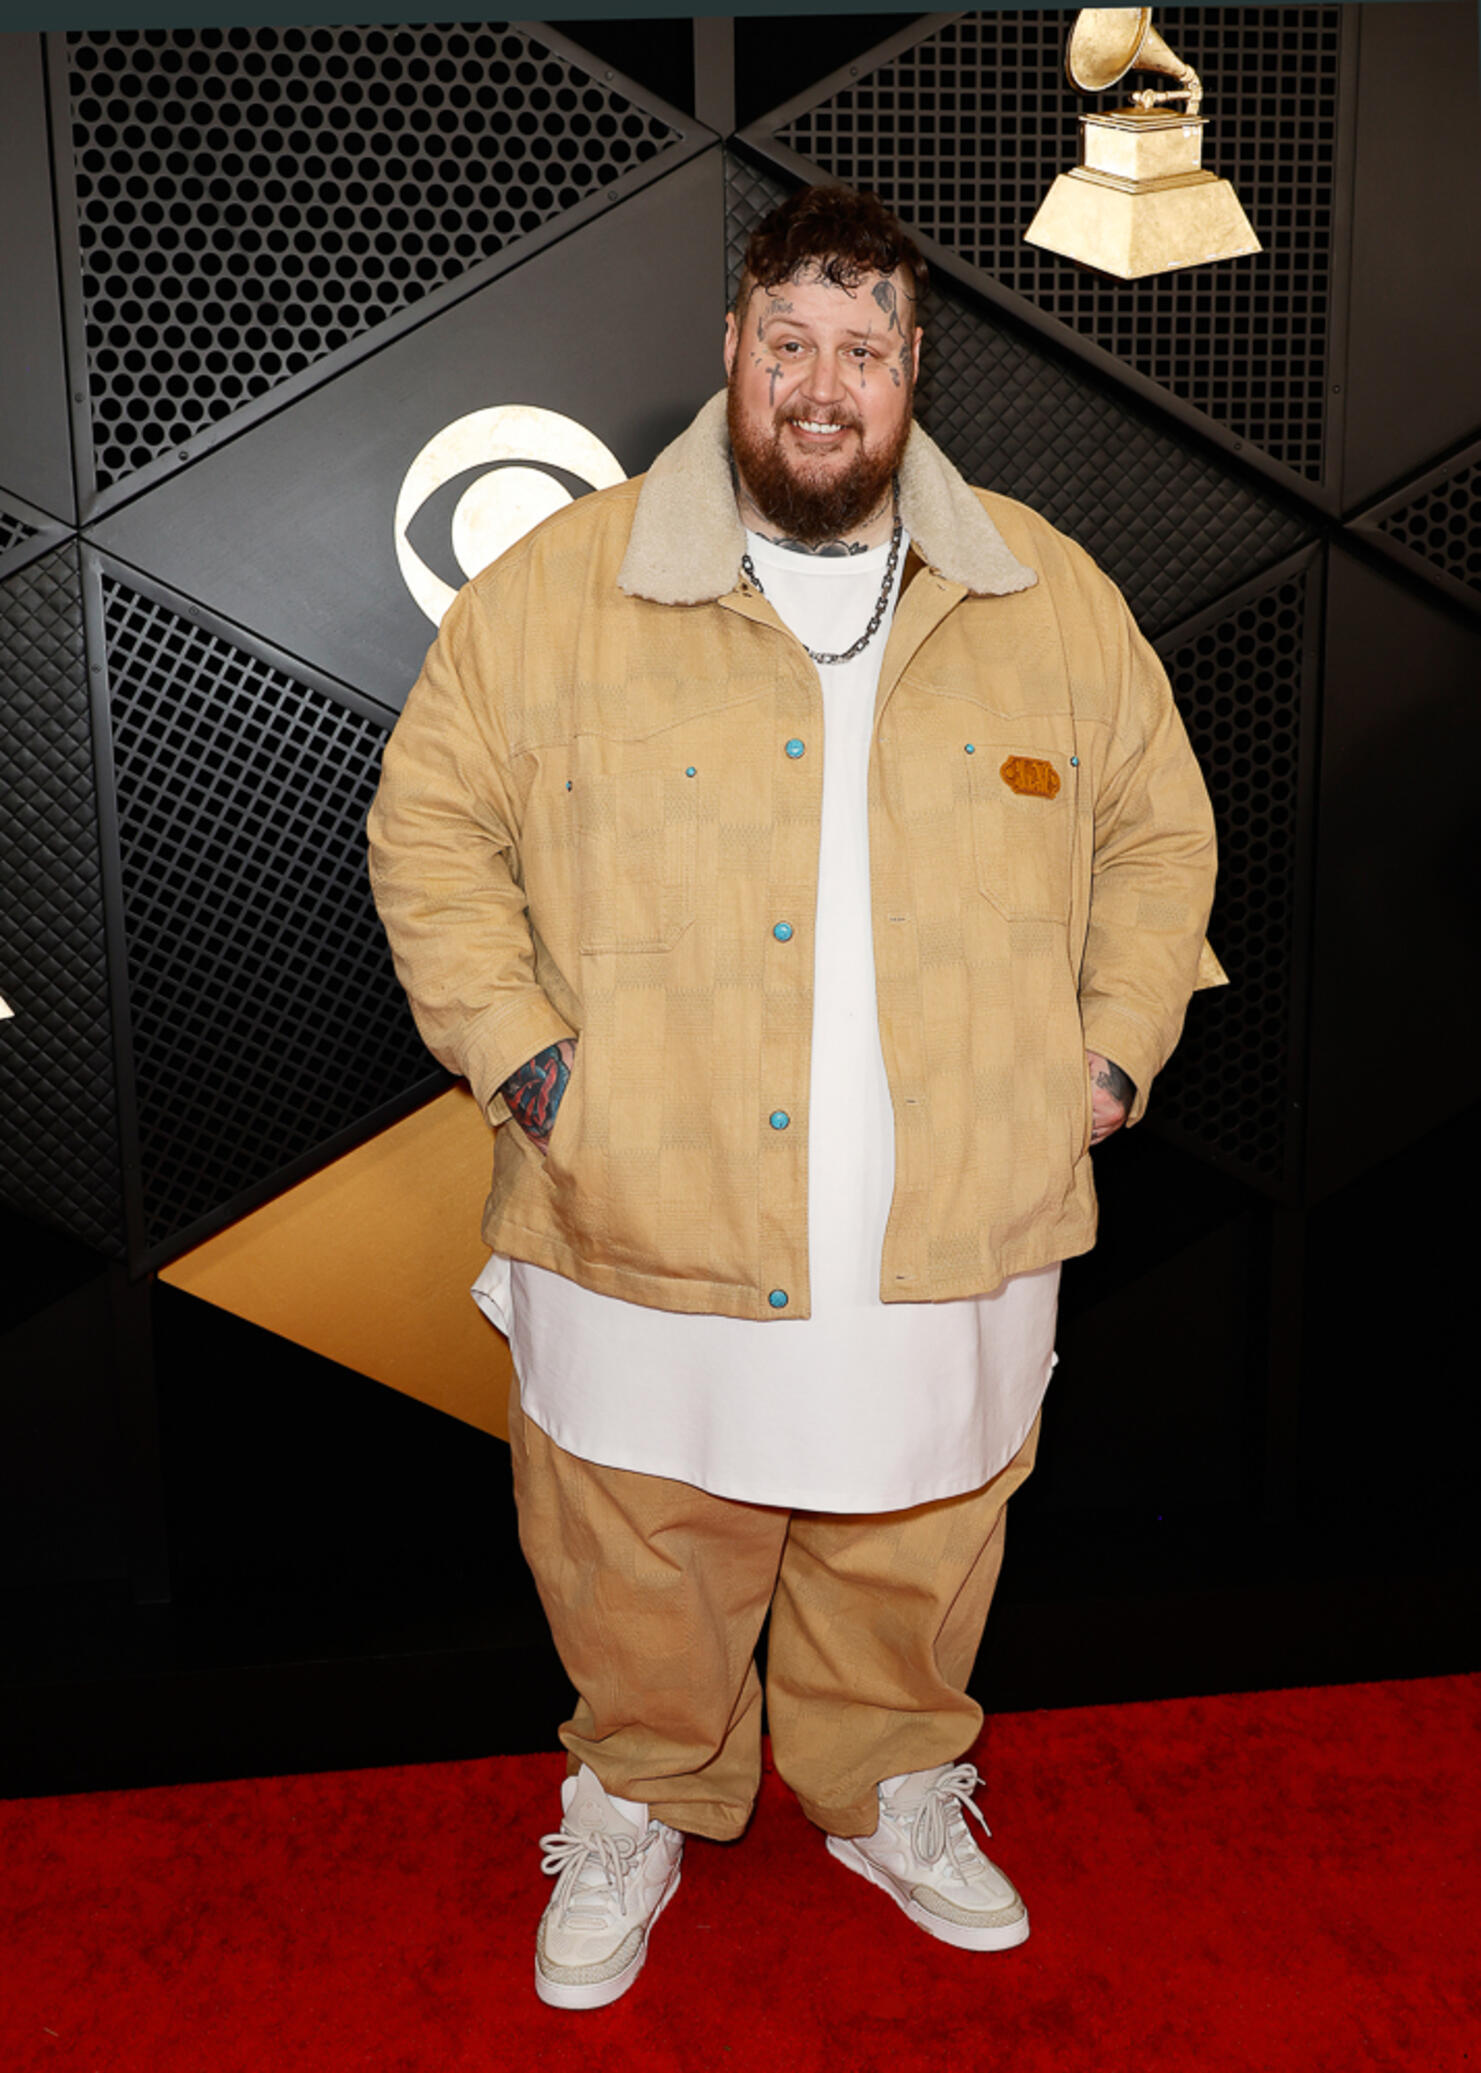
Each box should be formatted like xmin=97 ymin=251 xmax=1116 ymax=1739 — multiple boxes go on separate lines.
xmin=1025 ymin=8 xmax=1261 ymax=278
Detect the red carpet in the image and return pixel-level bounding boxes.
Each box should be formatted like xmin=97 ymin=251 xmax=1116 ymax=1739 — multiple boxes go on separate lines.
xmin=3 ymin=1675 xmax=1477 ymax=2072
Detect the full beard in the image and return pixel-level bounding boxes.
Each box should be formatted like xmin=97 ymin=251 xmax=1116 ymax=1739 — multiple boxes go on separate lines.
xmin=727 ymin=381 xmax=912 ymax=545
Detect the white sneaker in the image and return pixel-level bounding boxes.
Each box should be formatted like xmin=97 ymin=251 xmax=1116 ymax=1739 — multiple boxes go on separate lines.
xmin=535 ymin=1763 xmax=684 ymax=2009
xmin=827 ymin=1761 xmax=1030 ymax=1952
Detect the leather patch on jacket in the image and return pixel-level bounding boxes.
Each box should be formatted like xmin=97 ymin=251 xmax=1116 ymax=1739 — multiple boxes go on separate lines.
xmin=999 ymin=754 xmax=1061 ymax=800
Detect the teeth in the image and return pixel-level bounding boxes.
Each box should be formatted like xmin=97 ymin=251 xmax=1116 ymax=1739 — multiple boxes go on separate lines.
xmin=793 ymin=420 xmax=845 ymax=434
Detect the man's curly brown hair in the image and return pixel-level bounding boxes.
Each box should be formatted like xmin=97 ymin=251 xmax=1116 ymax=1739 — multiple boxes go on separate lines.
xmin=735 ymin=185 xmax=930 ymax=328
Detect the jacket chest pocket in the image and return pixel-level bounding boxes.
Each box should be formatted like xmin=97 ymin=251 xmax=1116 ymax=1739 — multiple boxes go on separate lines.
xmin=967 ymin=745 xmax=1075 ymax=921
xmin=573 ymin=766 xmax=698 ymax=955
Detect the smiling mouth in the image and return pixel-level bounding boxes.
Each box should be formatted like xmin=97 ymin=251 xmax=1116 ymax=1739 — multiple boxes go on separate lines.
xmin=785 ymin=417 xmax=855 ymax=438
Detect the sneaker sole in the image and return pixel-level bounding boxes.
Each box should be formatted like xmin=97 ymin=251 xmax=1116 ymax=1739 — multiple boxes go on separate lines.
xmin=826 ymin=1835 xmax=1030 ymax=1953
xmin=535 ymin=1861 xmax=683 ymax=2011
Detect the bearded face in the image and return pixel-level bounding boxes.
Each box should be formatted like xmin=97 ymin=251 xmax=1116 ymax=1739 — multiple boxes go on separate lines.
xmin=723 ymin=265 xmax=920 ymax=546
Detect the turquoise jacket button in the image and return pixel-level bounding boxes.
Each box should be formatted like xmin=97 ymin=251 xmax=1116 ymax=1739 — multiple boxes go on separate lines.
xmin=785 ymin=738 xmax=805 ymax=758
xmin=768 ymin=1289 xmax=789 ymax=1309
xmin=772 ymin=921 xmax=793 ymax=941
xmin=769 ymin=1110 xmax=790 ymax=1130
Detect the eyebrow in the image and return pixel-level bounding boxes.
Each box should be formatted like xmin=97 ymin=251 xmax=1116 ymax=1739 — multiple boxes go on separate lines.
xmin=755 ymin=313 xmax=886 ymax=343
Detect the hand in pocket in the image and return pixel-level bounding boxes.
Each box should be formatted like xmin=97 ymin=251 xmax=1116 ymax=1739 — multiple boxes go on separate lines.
xmin=502 ymin=1038 xmax=577 ymax=1155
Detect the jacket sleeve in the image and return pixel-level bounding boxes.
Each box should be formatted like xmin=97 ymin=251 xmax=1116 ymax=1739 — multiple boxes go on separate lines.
xmin=1078 ymin=590 xmax=1219 ymax=1126
xmin=366 ymin=580 xmax=575 ymax=1124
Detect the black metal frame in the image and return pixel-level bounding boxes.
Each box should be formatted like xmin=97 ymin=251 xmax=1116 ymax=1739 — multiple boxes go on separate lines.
xmin=691 ymin=14 xmax=736 ymax=139
xmin=0 ymin=31 xmax=77 ymax=530
xmin=80 ymin=541 xmax=147 ymax=1274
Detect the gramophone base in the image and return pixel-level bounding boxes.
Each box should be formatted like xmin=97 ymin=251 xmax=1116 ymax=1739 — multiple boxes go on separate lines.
xmin=1025 ymin=166 xmax=1261 ymax=279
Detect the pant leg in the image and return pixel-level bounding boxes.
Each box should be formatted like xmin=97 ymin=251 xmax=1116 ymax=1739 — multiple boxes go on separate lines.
xmin=507 ymin=1377 xmax=792 ymax=1841
xmin=764 ymin=1414 xmax=1041 ymax=1837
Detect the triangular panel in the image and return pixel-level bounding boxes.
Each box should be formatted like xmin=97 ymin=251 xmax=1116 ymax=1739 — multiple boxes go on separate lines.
xmin=93 ymin=151 xmax=725 ymax=713
xmin=93 ymin=555 xmax=439 ymax=1262
xmin=55 ymin=20 xmax=703 ymax=513
xmin=747 ymin=8 xmax=1348 ymax=498
xmin=160 ymin=1087 xmax=514 ymax=1442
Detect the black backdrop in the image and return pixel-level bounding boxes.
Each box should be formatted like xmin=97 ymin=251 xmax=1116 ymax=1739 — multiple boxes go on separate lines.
xmin=2 ymin=8 xmax=1477 ymax=1794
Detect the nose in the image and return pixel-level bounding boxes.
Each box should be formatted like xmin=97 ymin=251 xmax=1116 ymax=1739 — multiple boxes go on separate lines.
xmin=803 ymin=356 xmax=845 ymax=406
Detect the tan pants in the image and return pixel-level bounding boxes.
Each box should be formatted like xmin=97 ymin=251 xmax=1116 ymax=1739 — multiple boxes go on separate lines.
xmin=507 ymin=1380 xmax=1039 ymax=1843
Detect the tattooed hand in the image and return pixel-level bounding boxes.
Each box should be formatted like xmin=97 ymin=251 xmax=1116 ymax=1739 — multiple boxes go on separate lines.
xmin=502 ymin=1037 xmax=576 ymax=1155
xmin=1086 ymin=1050 xmax=1136 ymax=1146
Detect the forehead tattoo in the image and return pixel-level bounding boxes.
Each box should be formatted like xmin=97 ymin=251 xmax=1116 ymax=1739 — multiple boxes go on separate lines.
xmin=744 ymin=272 xmax=916 ymax=391
xmin=871 ymin=279 xmax=901 ymax=332
xmin=756 ymin=290 xmax=795 ymax=340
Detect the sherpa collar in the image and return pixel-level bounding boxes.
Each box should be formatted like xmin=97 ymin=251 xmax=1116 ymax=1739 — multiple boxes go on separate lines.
xmin=617 ymin=390 xmax=1038 ymax=606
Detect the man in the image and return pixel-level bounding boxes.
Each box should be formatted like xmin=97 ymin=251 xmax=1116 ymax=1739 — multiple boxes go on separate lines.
xmin=368 ymin=186 xmax=1218 ymax=2009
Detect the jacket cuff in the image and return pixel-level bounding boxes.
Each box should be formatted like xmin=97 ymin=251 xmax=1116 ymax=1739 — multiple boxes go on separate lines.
xmin=462 ymin=996 xmax=578 ymax=1127
xmin=1080 ymin=1006 xmax=1163 ymax=1128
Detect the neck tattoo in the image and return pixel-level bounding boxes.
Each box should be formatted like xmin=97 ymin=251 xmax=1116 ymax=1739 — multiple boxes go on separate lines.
xmin=740 ymin=481 xmax=903 ymax=668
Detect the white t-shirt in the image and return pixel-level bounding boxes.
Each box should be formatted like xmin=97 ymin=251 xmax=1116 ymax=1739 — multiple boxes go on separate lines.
xmin=473 ymin=529 xmax=1059 ymax=1510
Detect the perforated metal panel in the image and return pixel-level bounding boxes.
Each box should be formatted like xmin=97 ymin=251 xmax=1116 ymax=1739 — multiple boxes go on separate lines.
xmin=101 ymin=572 xmax=435 ymax=1254
xmin=724 ymin=149 xmax=1313 ymax=639
xmin=1150 ymin=552 xmax=1318 ymax=1192
xmin=921 ymin=272 xmax=1314 ymax=637
xmin=766 ymin=7 xmax=1344 ymax=485
xmin=65 ymin=22 xmax=683 ymax=495
xmin=0 ymin=545 xmax=127 ymax=1257
xmin=1367 ymin=444 xmax=1481 ymax=608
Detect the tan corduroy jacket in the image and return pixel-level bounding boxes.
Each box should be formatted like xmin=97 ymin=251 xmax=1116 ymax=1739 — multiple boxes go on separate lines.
xmin=367 ymin=392 xmax=1220 ymax=1322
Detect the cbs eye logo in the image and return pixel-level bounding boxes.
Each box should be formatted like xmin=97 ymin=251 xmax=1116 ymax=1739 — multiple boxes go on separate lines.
xmin=394 ymin=405 xmax=626 ymax=625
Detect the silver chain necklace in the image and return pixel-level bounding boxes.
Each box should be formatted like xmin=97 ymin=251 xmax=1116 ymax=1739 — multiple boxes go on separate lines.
xmin=740 ymin=487 xmax=903 ymax=668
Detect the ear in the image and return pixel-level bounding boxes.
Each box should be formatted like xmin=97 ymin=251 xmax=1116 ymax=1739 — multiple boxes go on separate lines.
xmin=911 ymin=326 xmax=923 ymax=383
xmin=723 ymin=308 xmax=739 ymax=379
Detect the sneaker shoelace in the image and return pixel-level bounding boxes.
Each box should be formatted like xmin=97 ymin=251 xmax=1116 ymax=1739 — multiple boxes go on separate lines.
xmin=898 ymin=1763 xmax=995 ymax=1882
xmin=539 ymin=1824 xmax=647 ymax=1930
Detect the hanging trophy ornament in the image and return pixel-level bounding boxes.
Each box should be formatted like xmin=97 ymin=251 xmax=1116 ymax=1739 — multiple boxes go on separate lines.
xmin=1025 ymin=8 xmax=1261 ymax=279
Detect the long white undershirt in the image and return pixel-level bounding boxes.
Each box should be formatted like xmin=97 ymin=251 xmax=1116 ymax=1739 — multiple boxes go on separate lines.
xmin=473 ymin=530 xmax=1059 ymax=1510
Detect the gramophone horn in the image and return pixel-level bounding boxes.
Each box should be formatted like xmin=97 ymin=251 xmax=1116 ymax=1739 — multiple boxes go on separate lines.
xmin=1066 ymin=8 xmax=1202 ymax=113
